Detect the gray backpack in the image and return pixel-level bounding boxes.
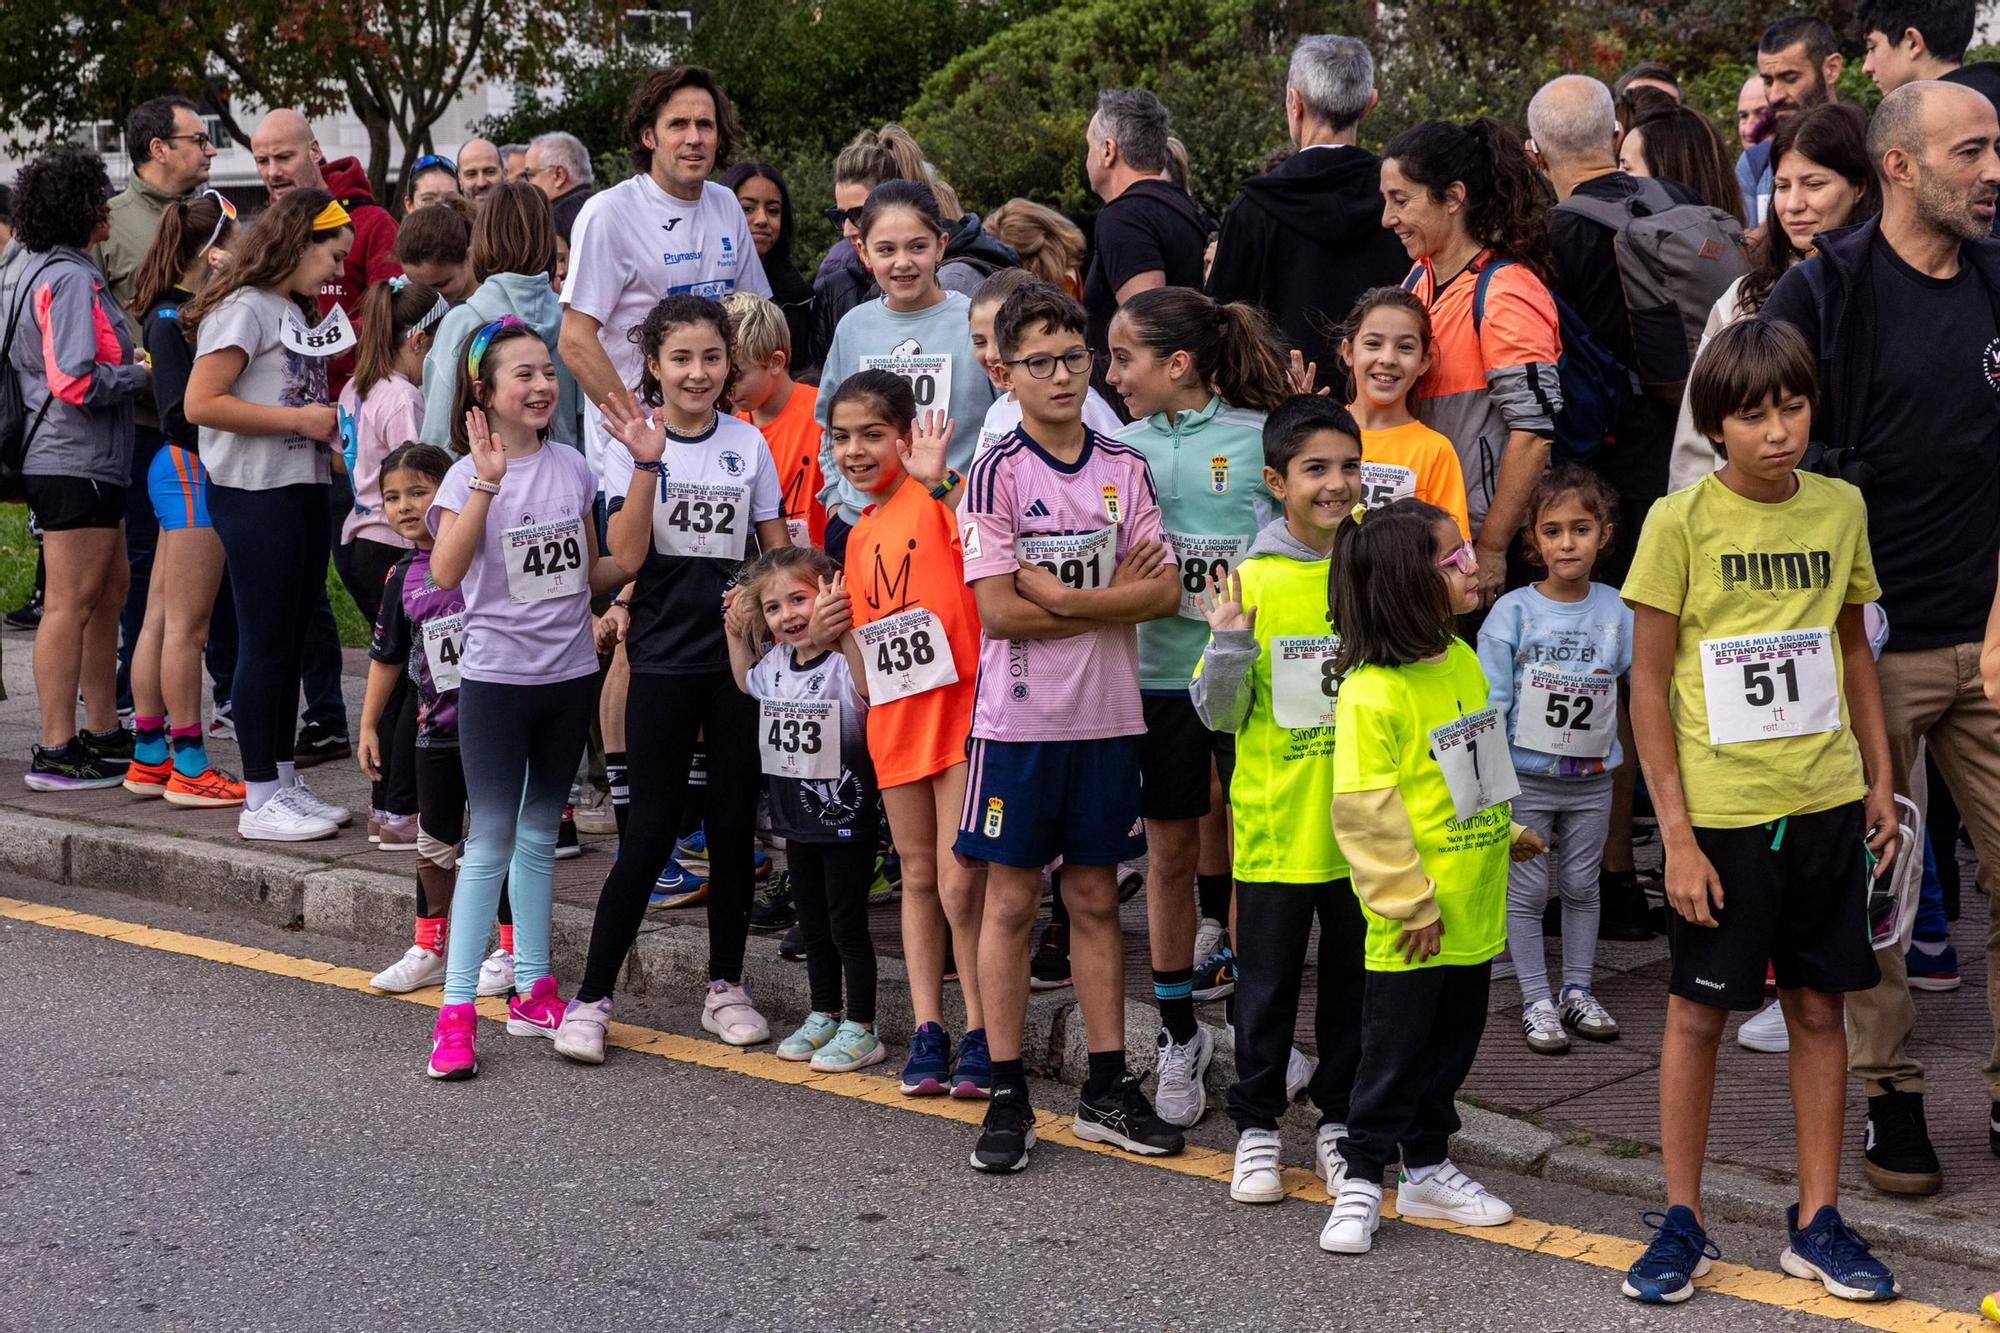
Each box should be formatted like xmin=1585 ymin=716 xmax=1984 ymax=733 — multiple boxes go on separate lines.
xmin=1554 ymin=177 xmax=1748 ymax=395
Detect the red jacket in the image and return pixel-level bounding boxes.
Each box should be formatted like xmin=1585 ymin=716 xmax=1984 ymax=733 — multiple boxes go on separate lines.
xmin=317 ymin=156 xmax=401 ymax=395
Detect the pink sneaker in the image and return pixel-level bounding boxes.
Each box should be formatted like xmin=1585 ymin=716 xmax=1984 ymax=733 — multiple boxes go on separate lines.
xmin=505 ymin=974 xmax=565 ymax=1038
xmin=428 ymin=1003 xmax=478 ymax=1080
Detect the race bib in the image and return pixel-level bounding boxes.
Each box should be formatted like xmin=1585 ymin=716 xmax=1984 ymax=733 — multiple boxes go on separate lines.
xmin=1018 ymin=527 xmax=1114 ymax=591
xmin=1269 ymin=635 xmax=1342 ymax=730
xmin=1512 ymin=667 xmax=1616 ymax=758
xmin=759 ymin=697 xmax=840 ymax=780
xmin=503 ymin=514 xmax=587 ymax=604
xmin=785 ymin=517 xmax=810 ymax=547
xmin=1358 ymin=461 xmax=1416 ymax=508
xmin=857 ymin=607 xmax=958 ymax=704
xmin=1429 ymin=706 xmax=1520 ymax=823
xmin=1168 ymin=530 xmax=1250 ymax=620
xmin=282 ymin=306 xmax=357 ymax=358
xmin=655 ymin=480 xmax=749 ymax=560
xmin=861 ymin=352 xmax=953 ymax=415
xmin=421 ymin=613 xmax=466 ymax=691
xmin=1700 ymin=627 xmax=1840 ymax=746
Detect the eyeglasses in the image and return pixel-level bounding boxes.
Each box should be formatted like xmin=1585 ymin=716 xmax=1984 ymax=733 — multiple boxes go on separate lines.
xmin=197 ymin=188 xmax=237 ymax=255
xmin=1434 ymin=539 xmax=1478 ymax=576
xmin=1001 ymin=347 xmax=1093 ymax=380
xmin=161 ymin=133 xmax=214 ymax=151
xmin=821 ymin=205 xmax=864 ymax=230
xmin=411 ymin=154 xmax=458 ymax=176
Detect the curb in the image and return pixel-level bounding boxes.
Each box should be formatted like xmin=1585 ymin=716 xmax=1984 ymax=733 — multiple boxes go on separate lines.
xmin=6 ymin=807 xmax=1998 ymax=1273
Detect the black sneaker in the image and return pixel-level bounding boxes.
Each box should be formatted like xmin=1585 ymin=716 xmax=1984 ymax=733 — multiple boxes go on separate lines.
xmin=1030 ymin=920 xmax=1072 ymax=990
xmin=1864 ymin=1089 xmax=1943 ymax=1195
xmin=81 ymin=726 xmax=133 ymax=760
xmin=970 ymin=1084 xmax=1037 ymax=1173
xmin=1598 ymin=869 xmax=1654 ymax=941
xmin=778 ymin=921 xmax=807 ymax=960
xmin=554 ymin=806 xmax=581 ymax=860
xmin=1074 ymin=1071 xmax=1184 ymax=1156
xmin=25 ymin=737 xmax=127 ymax=791
xmin=3 ymin=596 xmax=42 ymax=631
xmin=292 ymin=720 xmax=353 ymax=768
xmin=750 ymin=870 xmax=795 ymax=933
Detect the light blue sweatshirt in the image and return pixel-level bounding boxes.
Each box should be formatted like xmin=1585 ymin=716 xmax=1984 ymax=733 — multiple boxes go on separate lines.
xmin=420 ymin=272 xmax=582 ymax=450
xmin=1476 ymin=582 xmax=1632 ymax=778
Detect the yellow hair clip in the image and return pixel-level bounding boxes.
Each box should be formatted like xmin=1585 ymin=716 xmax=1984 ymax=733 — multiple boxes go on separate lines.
xmin=311 ymin=199 xmax=353 ymax=233
xmin=1350 ymin=501 xmax=1367 ymax=524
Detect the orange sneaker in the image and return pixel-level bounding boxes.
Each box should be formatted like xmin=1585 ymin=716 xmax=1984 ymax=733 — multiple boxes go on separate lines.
xmin=163 ymin=765 xmax=247 ymax=809
xmin=122 ymin=757 xmax=171 ymax=797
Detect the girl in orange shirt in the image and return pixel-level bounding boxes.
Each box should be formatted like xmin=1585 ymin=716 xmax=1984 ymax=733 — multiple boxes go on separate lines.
xmin=1338 ymin=287 xmax=1471 ymax=538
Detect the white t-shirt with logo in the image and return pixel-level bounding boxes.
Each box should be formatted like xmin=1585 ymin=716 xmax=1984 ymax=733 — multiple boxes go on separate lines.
xmin=561 ymin=173 xmax=770 ymax=480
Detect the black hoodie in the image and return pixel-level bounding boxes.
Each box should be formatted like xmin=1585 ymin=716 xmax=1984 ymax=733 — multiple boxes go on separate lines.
xmin=1206 ymin=146 xmax=1410 ymax=387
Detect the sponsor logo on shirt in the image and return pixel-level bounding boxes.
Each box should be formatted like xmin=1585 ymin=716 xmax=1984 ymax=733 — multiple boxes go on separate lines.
xmin=1715 ymin=550 xmax=1833 ymax=593
xmin=959 ymin=521 xmax=982 ymax=560
xmin=1984 ymin=338 xmax=2000 ymax=394
xmin=1023 ymin=498 xmax=1052 ymax=519
xmin=865 ymin=538 xmax=915 ymax=613
xmin=662 ymin=249 xmax=706 ymax=264
xmin=721 ymin=236 xmax=733 ymax=253
xmin=662 ymin=219 xmax=681 ymax=232
xmin=719 ymin=450 xmax=746 ymax=476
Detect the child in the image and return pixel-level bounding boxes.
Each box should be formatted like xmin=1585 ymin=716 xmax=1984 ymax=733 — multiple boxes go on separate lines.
xmin=726 ymin=546 xmax=883 ymax=1071
xmin=423 ymin=317 xmax=627 ymax=1079
xmin=358 ymin=442 xmax=515 ymax=998
xmin=1322 ymin=497 xmax=1547 ymax=1254
xmin=723 ymin=290 xmax=826 ymax=546
xmin=970 ymin=267 xmax=1122 ymax=456
xmin=809 ymin=370 xmax=990 ymax=1097
xmin=393 ymin=203 xmax=474 ymax=304
xmin=1338 ymin=288 xmax=1470 ymax=538
xmin=815 ymin=179 xmax=998 ymax=560
xmin=1108 ymin=285 xmax=1290 ymax=1126
xmin=125 ymin=188 xmax=242 ymax=808
xmin=558 ymin=294 xmax=789 ymax=1062
xmin=956 ymin=282 xmax=1182 ymax=1172
xmin=1620 ymin=318 xmax=1898 ymax=1304
xmin=1477 ymin=466 xmax=1632 ymax=1053
xmin=182 ymin=189 xmax=355 ymax=841
xmin=1191 ymin=396 xmax=1369 ymax=1208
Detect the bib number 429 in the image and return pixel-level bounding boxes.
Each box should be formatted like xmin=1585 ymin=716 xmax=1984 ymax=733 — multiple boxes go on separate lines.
xmin=518 ymin=534 xmax=582 ymax=578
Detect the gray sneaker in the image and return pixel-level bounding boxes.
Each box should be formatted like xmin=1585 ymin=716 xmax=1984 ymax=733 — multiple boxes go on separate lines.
xmin=1560 ymin=987 xmax=1620 ymax=1041
xmin=554 ymin=996 xmax=612 ymax=1064
xmin=1522 ymin=998 xmax=1570 ymax=1054
xmin=1152 ymin=1026 xmax=1213 ymax=1128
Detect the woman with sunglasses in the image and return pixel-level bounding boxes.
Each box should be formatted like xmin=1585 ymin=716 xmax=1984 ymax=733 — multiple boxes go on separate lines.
xmin=403 ymin=155 xmax=461 ymax=214
xmin=720 ymin=161 xmax=821 ymax=377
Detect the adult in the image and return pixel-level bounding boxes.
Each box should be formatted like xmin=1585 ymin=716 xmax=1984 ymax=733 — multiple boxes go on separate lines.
xmin=523 ymin=131 xmax=596 ymax=242
xmin=985 ymin=197 xmax=1088 ymax=297
xmin=1861 ymin=0 xmax=2000 ymax=106
xmin=1082 ymin=89 xmax=1210 ymax=382
xmin=402 ymin=154 xmax=461 ymax=214
xmin=1380 ymin=116 xmax=1562 ymax=603
xmin=1760 ymin=79 xmax=2000 ymax=1198
xmin=1619 ymin=104 xmax=1749 ymax=219
xmin=718 ymin=161 xmax=819 ymax=376
xmin=1613 ymin=60 xmax=1681 ymax=105
xmin=456 ymin=138 xmax=502 ymax=200
xmin=98 ymin=96 xmax=216 ymax=313
xmin=1206 ymin=35 xmax=1408 ymax=389
xmin=500 ymin=143 xmax=529 ymax=182
xmin=1737 ymin=17 xmax=1844 ymax=228
xmin=1737 ymin=71 xmax=1774 ymax=153
xmin=0 ymin=183 xmax=13 ymax=250
xmin=4 ymin=149 xmax=149 ymax=788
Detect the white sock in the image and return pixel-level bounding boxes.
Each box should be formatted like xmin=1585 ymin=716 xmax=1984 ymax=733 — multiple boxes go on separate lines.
xmin=246 ymin=779 xmax=281 ymax=811
xmin=1911 ymin=938 xmax=1948 ymax=957
xmin=276 ymin=761 xmax=298 ymax=787
xmin=1405 ymin=1161 xmax=1442 ymax=1184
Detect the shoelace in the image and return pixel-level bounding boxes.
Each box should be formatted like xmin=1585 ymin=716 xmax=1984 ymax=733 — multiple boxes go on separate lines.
xmin=1637 ymin=1211 xmax=1722 ymax=1270
xmin=1157 ymin=1035 xmax=1198 ymax=1082
xmin=1807 ymin=1214 xmax=1883 ymax=1277
xmin=1566 ymin=991 xmax=1614 ymax=1026
xmin=1522 ymin=1004 xmax=1563 ymax=1037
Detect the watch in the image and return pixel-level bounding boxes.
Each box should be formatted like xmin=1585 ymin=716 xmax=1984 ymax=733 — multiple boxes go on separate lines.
xmin=928 ymin=469 xmax=962 ymax=501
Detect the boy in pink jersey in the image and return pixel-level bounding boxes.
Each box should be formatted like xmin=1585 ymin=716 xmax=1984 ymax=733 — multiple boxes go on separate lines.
xmin=955 ymin=284 xmax=1184 ymax=1172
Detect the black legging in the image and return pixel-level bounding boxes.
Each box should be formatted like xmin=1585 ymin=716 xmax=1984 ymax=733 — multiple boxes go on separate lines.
xmin=792 ymin=840 xmax=878 ymax=1023
xmin=578 ymin=669 xmax=759 ymax=1000
xmin=207 ymin=481 xmax=329 ymax=783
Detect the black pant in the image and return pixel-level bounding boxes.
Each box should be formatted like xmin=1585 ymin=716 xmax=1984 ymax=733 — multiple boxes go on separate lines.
xmin=413 ymin=743 xmax=510 ymax=925
xmin=579 ymin=669 xmax=760 ymax=1000
xmin=792 ymin=840 xmax=878 ymax=1022
xmin=338 ymin=535 xmax=408 ymax=629
xmin=1226 ymin=879 xmax=1367 ymax=1132
xmin=207 ymin=482 xmax=329 ymax=783
xmin=297 ymin=475 xmax=358 ymax=735
xmin=373 ymin=679 xmax=418 ymax=817
xmin=1338 ymin=961 xmax=1492 ymax=1182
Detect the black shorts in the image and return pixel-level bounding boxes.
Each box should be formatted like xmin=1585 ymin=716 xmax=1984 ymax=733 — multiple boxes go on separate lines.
xmin=1667 ymin=800 xmax=1880 ymax=1010
xmin=25 ymin=475 xmax=125 ymax=531
xmin=1138 ymin=693 xmax=1237 ymax=822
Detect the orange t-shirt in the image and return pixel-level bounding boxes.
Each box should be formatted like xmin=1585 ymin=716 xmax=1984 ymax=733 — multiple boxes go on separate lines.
xmin=739 ymin=382 xmax=827 ymax=547
xmin=1358 ymin=419 xmax=1472 ymax=538
xmin=844 ymin=477 xmax=978 ymax=787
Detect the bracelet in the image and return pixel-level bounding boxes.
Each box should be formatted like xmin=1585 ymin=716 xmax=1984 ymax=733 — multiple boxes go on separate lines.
xmin=611 ymin=598 xmax=631 ymax=610
xmin=634 ymin=460 xmax=665 ymax=474
xmin=927 ymin=468 xmax=962 ymax=501
xmin=466 ymin=477 xmax=501 ymax=495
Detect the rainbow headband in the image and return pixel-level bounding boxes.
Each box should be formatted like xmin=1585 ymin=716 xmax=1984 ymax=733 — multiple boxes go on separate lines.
xmin=311 ymin=199 xmax=352 ymax=233
xmin=466 ymin=314 xmax=527 ymax=378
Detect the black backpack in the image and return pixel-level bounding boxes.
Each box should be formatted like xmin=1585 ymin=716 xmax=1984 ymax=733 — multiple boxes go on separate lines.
xmin=0 ymin=255 xmax=58 ymax=504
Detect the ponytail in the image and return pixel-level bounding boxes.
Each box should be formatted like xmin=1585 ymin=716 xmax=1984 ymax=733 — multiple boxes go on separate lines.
xmin=1118 ymin=287 xmax=1290 ymax=414
xmin=352 ymin=278 xmax=446 ymax=400
xmin=1382 ymin=117 xmax=1556 ymax=286
xmin=132 ymin=191 xmax=235 ymax=327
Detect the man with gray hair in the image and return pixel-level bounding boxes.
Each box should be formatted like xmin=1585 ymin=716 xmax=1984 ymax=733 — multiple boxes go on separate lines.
xmin=523 ymin=130 xmax=597 ymax=242
xmin=1206 ymin=35 xmax=1406 ymax=386
xmin=500 ymin=143 xmax=529 ymax=181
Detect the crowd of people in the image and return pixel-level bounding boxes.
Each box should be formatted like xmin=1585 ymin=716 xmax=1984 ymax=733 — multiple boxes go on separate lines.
xmin=6 ymin=2 xmax=2000 ymax=1315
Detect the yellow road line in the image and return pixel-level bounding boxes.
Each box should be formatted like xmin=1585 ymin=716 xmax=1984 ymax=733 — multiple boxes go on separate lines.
xmin=2 ymin=894 xmax=1986 ymax=1332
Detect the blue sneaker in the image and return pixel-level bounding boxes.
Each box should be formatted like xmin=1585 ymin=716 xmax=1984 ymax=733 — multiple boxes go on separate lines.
xmin=1621 ymin=1206 xmax=1719 ymax=1304
xmin=1780 ymin=1204 xmax=1899 ymax=1301
xmin=901 ymin=1020 xmax=950 ymax=1096
xmin=1904 ymin=941 xmax=1960 ymax=992
xmin=951 ymin=1027 xmax=992 ymax=1099
xmin=676 ymin=826 xmax=708 ymax=863
xmin=649 ymin=859 xmax=708 ymax=909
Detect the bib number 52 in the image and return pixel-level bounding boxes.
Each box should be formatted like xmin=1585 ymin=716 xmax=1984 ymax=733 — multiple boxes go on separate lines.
xmin=1543 ymin=691 xmax=1595 ymax=730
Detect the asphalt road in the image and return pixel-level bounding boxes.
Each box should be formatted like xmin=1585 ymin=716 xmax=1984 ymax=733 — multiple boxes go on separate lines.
xmin=2 ymin=876 xmax=1991 ymax=1333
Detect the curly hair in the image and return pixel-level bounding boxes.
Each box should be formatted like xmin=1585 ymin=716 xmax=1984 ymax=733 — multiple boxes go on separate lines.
xmin=735 ymin=545 xmax=843 ymax=643
xmin=1382 ymin=118 xmax=1557 ymax=285
xmin=633 ymin=293 xmax=736 ymax=410
xmin=11 ymin=147 xmax=113 ymax=253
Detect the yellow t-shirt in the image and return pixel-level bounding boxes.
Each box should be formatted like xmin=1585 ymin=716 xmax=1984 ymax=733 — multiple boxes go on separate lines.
xmin=1621 ymin=471 xmax=1879 ymax=828
xmin=1333 ymin=640 xmax=1510 ymax=970
xmin=1358 ymin=419 xmax=1471 ymax=538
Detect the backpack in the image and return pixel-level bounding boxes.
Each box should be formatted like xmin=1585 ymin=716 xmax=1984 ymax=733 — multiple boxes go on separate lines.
xmin=0 ymin=254 xmax=58 ymax=505
xmin=1553 ymin=177 xmax=1749 ymax=394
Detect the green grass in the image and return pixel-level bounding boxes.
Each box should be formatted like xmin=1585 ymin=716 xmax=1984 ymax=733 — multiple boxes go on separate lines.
xmin=0 ymin=503 xmax=373 ymax=648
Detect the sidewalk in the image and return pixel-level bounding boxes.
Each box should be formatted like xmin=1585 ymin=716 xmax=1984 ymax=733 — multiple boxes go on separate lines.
xmin=1 ymin=634 xmax=1995 ymax=1269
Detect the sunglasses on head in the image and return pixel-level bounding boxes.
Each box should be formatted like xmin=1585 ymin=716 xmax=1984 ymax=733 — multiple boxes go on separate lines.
xmin=197 ymin=188 xmax=237 ymax=255
xmin=411 ymin=154 xmax=458 ymax=176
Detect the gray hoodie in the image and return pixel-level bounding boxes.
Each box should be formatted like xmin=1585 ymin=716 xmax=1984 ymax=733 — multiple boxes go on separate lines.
xmin=4 ymin=245 xmax=147 ymax=486
xmin=419 ymin=271 xmax=581 ymax=450
xmin=1190 ymin=518 xmax=1330 ymax=732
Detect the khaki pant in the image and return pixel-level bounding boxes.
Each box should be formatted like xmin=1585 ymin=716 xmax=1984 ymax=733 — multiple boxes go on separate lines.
xmin=1847 ymin=643 xmax=2000 ymax=1098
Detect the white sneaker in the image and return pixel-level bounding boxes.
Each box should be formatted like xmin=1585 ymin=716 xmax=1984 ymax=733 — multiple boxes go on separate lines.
xmin=239 ymin=790 xmax=339 ymax=842
xmin=370 ymin=944 xmax=445 ymax=992
xmin=1152 ymin=1026 xmax=1213 ymax=1128
xmin=1394 ymin=1158 xmax=1514 ymax=1226
xmin=1559 ymin=986 xmax=1620 ymax=1041
xmin=476 ymin=948 xmax=516 ymax=998
xmin=1315 ymin=1122 xmax=1349 ymax=1192
xmin=554 ymin=996 xmax=612 ymax=1064
xmin=1285 ymin=1045 xmax=1316 ymax=1101
xmin=287 ymin=777 xmax=354 ymax=826
xmin=1320 ymin=1179 xmax=1383 ymax=1253
xmin=702 ymin=980 xmax=770 ymax=1046
xmin=1737 ymin=999 xmax=1790 ymax=1053
xmin=1192 ymin=915 xmax=1224 ymax=969
xmin=1230 ymin=1127 xmax=1285 ymax=1204
xmin=1522 ymin=998 xmax=1570 ymax=1054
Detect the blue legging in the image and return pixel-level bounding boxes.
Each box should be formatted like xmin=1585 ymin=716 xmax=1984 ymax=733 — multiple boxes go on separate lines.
xmin=444 ymin=674 xmax=595 ymax=1005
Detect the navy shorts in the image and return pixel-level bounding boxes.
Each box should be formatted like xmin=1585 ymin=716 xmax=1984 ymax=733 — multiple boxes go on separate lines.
xmin=954 ymin=735 xmax=1145 ymax=869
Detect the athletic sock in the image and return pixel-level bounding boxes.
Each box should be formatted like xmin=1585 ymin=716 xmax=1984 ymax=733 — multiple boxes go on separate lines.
xmin=169 ymin=726 xmax=207 ymax=778
xmin=992 ymin=1057 xmax=1028 ymax=1097
xmin=1154 ymin=967 xmax=1197 ymax=1044
xmin=1404 ymin=1160 xmax=1442 ymax=1184
xmin=415 ymin=915 xmax=447 ymax=954
xmin=275 ymin=760 xmax=297 ymax=787
xmin=498 ymin=923 xmax=516 ymax=953
xmin=133 ymin=718 xmax=168 ymax=766
xmin=246 ymin=778 xmax=281 ymax=812
xmin=1083 ymin=1049 xmax=1126 ymax=1101
xmin=606 ymin=751 xmax=628 ymax=836
xmin=1195 ymin=873 xmax=1232 ymax=925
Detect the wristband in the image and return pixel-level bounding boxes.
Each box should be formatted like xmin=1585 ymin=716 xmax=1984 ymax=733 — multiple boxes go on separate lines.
xmin=634 ymin=460 xmax=665 ymax=474
xmin=611 ymin=599 xmax=631 ymax=610
xmin=928 ymin=468 xmax=962 ymax=501
xmin=467 ymin=477 xmax=501 ymax=495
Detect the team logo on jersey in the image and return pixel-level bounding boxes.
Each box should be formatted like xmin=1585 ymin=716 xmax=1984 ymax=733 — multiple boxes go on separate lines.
xmin=983 ymin=797 xmax=1004 ymax=838
xmin=1210 ymin=455 xmax=1229 ymax=494
xmin=719 ymin=451 xmax=746 ymax=476
xmin=1101 ymin=484 xmax=1122 ymax=524
xmin=806 ymin=671 xmax=825 ymax=693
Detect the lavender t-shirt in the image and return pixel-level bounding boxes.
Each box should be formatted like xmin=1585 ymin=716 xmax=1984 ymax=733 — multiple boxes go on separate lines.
xmin=430 ymin=442 xmax=597 ymax=686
